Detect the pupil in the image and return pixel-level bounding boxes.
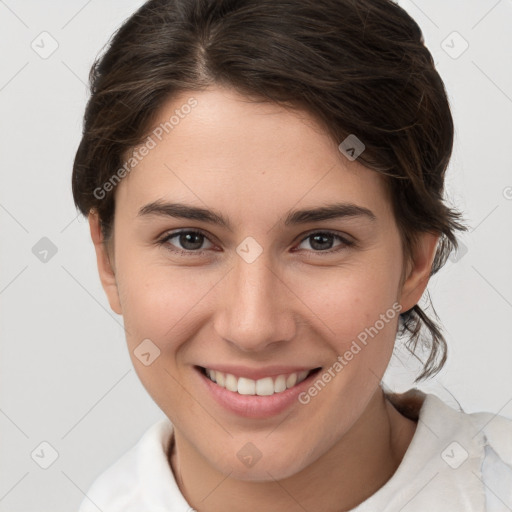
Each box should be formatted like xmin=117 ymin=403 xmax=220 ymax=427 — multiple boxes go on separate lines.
xmin=181 ymin=232 xmax=203 ymax=250
xmin=311 ymin=233 xmax=333 ymax=251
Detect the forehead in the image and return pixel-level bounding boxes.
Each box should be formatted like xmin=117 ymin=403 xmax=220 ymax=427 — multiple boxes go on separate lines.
xmin=115 ymin=86 xmax=392 ymax=222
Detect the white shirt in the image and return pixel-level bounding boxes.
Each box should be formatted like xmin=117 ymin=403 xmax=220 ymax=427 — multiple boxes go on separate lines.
xmin=78 ymin=392 xmax=512 ymax=511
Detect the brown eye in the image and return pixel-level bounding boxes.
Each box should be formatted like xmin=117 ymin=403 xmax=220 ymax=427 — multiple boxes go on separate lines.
xmin=161 ymin=230 xmax=214 ymax=253
xmin=296 ymin=231 xmax=354 ymax=252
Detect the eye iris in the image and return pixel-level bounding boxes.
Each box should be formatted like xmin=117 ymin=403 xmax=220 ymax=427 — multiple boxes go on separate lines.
xmin=180 ymin=232 xmax=204 ymax=250
xmin=310 ymin=233 xmax=334 ymax=251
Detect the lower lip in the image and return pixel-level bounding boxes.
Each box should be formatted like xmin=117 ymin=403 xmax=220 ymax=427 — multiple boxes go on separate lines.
xmin=195 ymin=367 xmax=321 ymax=419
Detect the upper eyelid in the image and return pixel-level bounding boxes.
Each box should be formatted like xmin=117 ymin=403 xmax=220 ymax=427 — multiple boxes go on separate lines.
xmin=160 ymin=227 xmax=214 ymax=241
xmin=160 ymin=228 xmax=352 ymax=250
xmin=294 ymin=231 xmax=354 ymax=251
xmin=160 ymin=228 xmax=217 ymax=248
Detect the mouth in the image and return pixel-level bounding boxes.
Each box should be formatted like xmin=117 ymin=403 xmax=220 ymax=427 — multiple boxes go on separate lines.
xmin=197 ymin=366 xmax=322 ymax=397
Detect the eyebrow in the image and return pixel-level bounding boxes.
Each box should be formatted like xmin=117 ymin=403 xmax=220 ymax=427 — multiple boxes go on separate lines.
xmin=137 ymin=200 xmax=376 ymax=230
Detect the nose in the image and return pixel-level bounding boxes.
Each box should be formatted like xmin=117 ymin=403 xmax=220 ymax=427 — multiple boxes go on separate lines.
xmin=213 ymin=252 xmax=296 ymax=353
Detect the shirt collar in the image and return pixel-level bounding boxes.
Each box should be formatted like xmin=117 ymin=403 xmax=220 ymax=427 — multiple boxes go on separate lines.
xmin=136 ymin=391 xmax=489 ymax=512
xmin=352 ymin=390 xmax=487 ymax=511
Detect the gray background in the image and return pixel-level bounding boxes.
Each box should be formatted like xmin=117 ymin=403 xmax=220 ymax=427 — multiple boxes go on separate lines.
xmin=0 ymin=0 xmax=511 ymax=510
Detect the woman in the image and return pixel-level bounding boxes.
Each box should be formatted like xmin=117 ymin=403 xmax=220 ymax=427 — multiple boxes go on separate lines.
xmin=72 ymin=0 xmax=512 ymax=510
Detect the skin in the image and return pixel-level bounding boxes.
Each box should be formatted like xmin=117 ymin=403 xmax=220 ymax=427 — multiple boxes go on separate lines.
xmin=89 ymin=86 xmax=439 ymax=512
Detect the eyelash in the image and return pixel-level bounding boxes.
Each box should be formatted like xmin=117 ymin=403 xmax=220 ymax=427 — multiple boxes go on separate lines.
xmin=157 ymin=229 xmax=355 ymax=256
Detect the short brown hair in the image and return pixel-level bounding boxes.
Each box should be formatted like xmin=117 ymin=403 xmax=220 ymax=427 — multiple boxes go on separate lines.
xmin=72 ymin=0 xmax=468 ymax=381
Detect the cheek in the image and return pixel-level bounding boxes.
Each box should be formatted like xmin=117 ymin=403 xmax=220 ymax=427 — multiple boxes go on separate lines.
xmin=115 ymin=257 xmax=217 ymax=351
xmin=296 ymin=259 xmax=402 ymax=340
xmin=115 ymin=223 xmax=403 ymax=362
xmin=114 ymin=259 xmax=210 ymax=411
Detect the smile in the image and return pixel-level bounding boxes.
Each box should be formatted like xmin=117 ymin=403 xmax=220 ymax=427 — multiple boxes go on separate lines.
xmin=200 ymin=367 xmax=321 ymax=396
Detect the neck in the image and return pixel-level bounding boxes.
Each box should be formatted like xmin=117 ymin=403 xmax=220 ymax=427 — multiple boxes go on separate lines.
xmin=170 ymin=387 xmax=417 ymax=512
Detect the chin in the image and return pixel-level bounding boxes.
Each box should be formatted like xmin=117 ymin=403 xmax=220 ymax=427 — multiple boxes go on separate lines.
xmin=213 ymin=449 xmax=308 ymax=482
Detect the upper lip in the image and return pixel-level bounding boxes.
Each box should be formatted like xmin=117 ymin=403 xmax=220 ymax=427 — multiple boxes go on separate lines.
xmin=197 ymin=364 xmax=321 ymax=381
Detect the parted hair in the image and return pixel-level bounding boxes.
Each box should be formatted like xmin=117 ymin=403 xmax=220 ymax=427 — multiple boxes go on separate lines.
xmin=71 ymin=0 xmax=468 ymax=381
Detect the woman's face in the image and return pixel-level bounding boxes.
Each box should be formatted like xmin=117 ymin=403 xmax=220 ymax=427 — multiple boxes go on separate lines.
xmin=91 ymin=86 xmax=435 ymax=480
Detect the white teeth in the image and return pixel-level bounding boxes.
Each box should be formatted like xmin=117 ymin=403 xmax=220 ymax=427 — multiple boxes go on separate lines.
xmin=225 ymin=373 xmax=238 ymax=392
xmin=297 ymin=370 xmax=309 ymax=382
xmin=256 ymin=377 xmax=274 ymax=396
xmin=274 ymin=375 xmax=287 ymax=393
xmin=216 ymin=371 xmax=225 ymax=387
xmin=238 ymin=377 xmax=256 ymax=395
xmin=204 ymin=368 xmax=313 ymax=396
xmin=286 ymin=373 xmax=297 ymax=388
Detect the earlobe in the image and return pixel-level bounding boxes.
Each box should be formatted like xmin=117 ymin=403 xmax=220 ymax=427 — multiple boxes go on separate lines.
xmin=88 ymin=211 xmax=122 ymax=315
xmin=398 ymin=232 xmax=440 ymax=313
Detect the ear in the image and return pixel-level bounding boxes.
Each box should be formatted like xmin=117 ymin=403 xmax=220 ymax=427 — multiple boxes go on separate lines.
xmin=398 ymin=232 xmax=440 ymax=313
xmin=88 ymin=211 xmax=122 ymax=315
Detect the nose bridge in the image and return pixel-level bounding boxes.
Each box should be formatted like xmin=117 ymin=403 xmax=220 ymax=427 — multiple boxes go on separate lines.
xmin=214 ymin=252 xmax=295 ymax=351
